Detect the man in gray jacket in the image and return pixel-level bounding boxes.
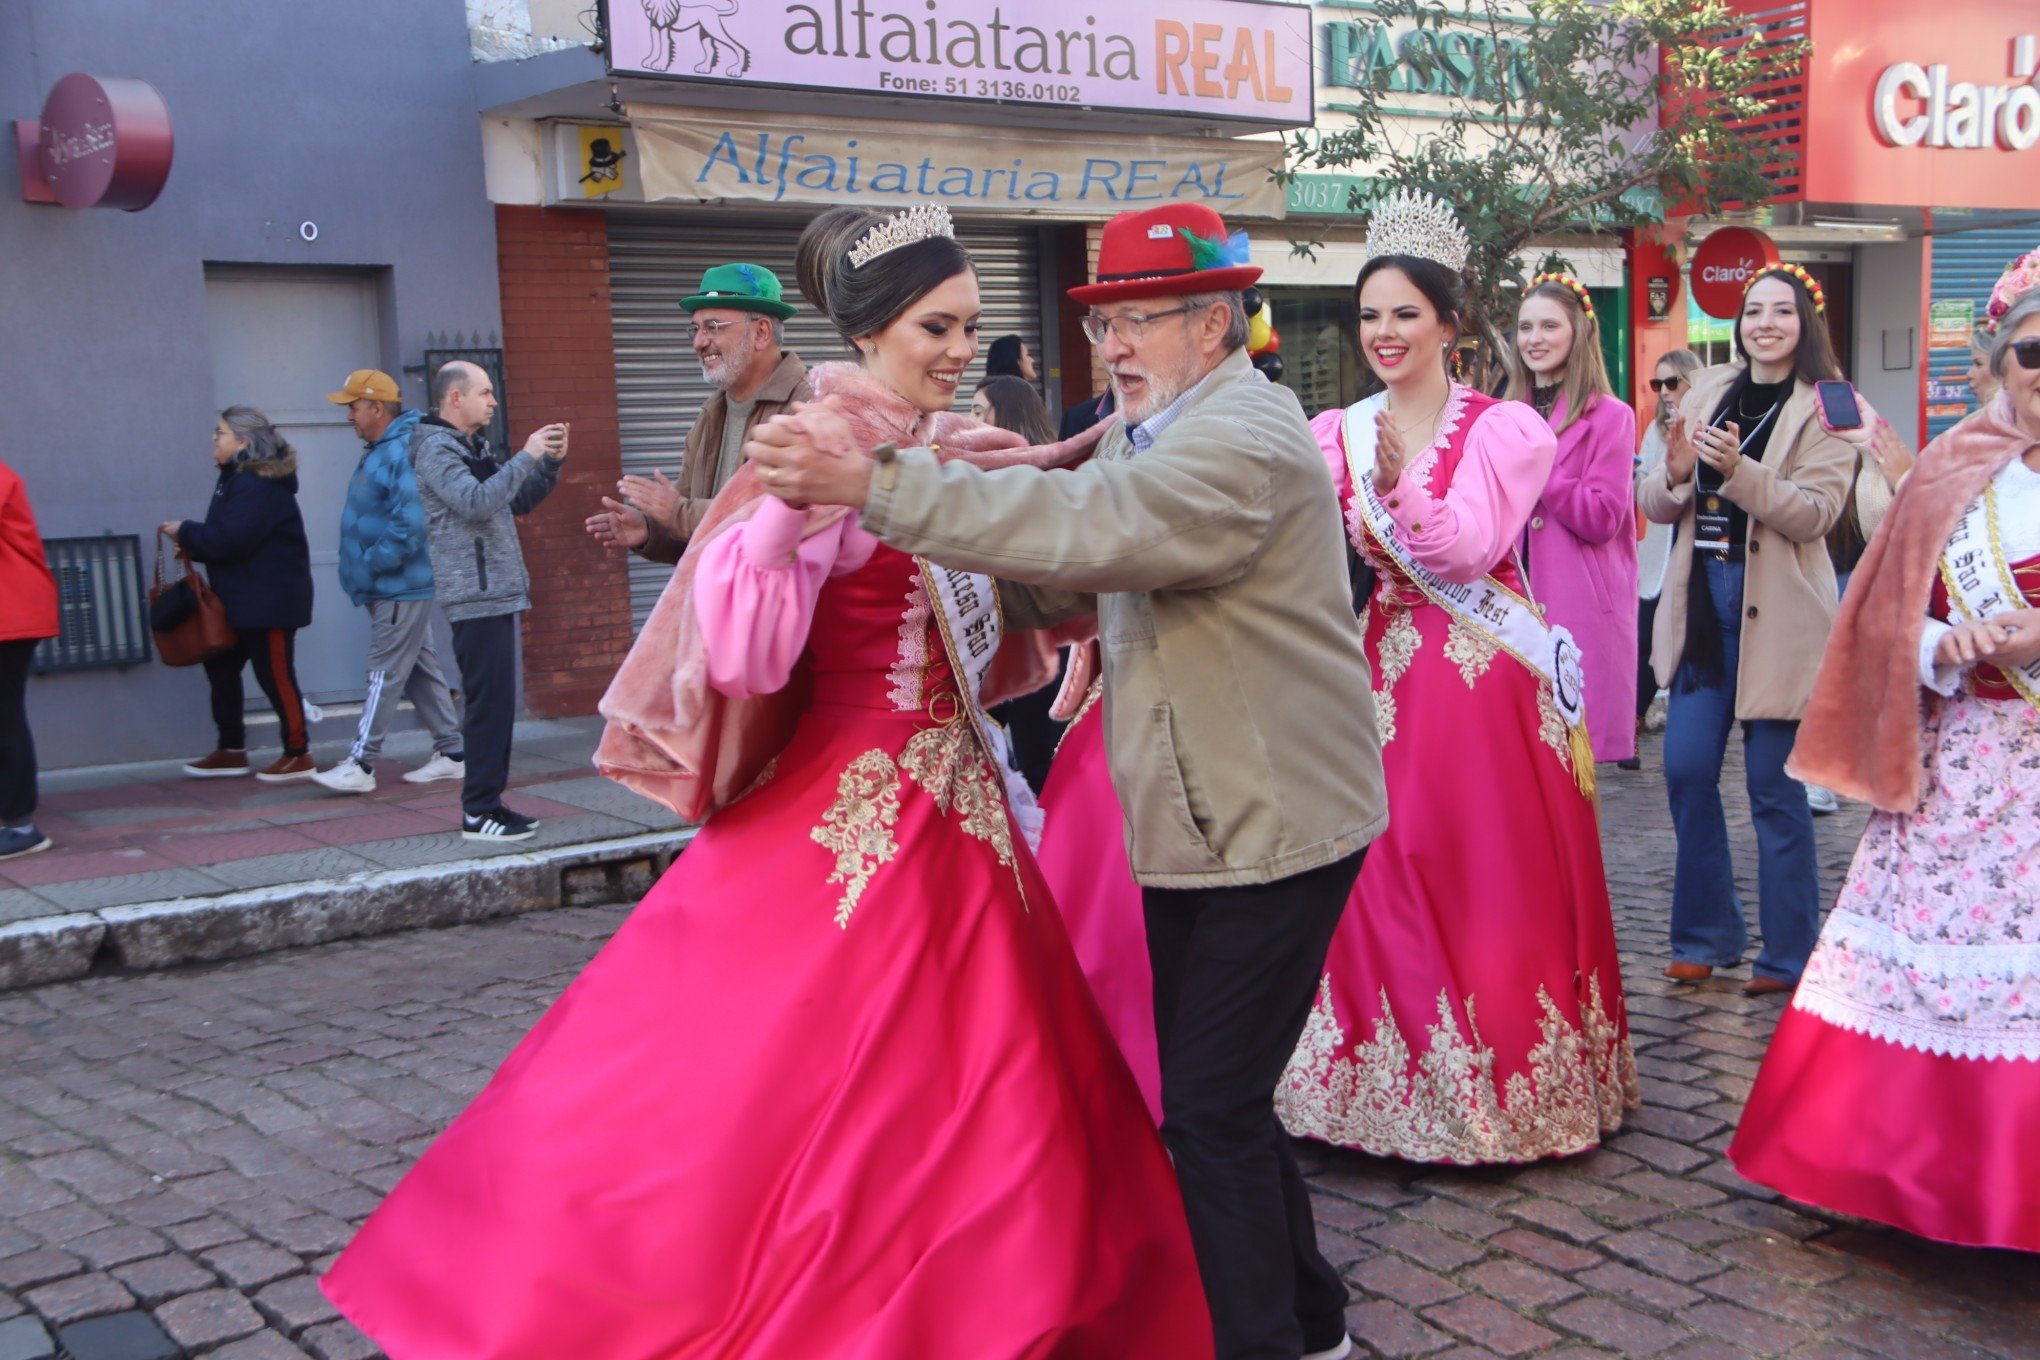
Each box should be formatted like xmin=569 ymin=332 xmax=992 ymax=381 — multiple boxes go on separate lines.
xmin=748 ymin=204 xmax=1387 ymax=1360
xmin=411 ymin=360 xmax=565 ymax=842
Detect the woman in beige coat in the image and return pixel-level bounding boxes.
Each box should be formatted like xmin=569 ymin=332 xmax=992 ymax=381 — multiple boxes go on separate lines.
xmin=1637 ymin=267 xmax=1857 ymax=995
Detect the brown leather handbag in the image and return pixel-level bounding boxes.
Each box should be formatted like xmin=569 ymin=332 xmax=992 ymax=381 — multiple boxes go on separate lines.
xmin=149 ymin=533 xmax=236 ymax=666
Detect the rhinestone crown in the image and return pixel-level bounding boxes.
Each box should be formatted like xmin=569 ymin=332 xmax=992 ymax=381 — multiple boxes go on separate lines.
xmin=1364 ymin=188 xmax=1471 ymax=274
xmin=848 ymin=203 xmax=957 ymax=269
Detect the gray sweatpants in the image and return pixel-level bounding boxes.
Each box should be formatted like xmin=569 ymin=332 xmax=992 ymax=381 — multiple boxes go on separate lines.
xmin=350 ymin=600 xmax=463 ymax=767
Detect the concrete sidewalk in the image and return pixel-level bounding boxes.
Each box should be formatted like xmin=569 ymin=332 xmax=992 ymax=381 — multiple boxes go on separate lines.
xmin=0 ymin=717 xmax=691 ymax=990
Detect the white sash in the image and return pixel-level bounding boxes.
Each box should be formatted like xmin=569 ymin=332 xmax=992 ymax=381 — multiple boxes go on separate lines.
xmin=919 ymin=560 xmax=1046 ymax=850
xmin=1342 ymin=398 xmax=1593 ymax=770
xmin=1939 ymin=481 xmax=2040 ymax=713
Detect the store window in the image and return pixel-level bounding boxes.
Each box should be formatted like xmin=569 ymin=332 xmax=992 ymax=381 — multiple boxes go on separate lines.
xmin=1264 ymin=289 xmax=1366 ymax=415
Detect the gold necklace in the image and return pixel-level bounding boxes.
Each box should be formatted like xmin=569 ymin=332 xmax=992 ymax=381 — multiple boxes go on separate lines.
xmin=1387 ymin=393 xmax=1447 ymax=438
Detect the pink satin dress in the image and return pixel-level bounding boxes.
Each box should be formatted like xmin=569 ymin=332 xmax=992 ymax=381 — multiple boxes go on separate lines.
xmin=321 ymin=499 xmax=1213 ymax=1357
xmin=1732 ymin=458 xmax=2040 ymax=1253
xmin=1276 ymin=388 xmax=1638 ymax=1164
xmin=1033 ymin=685 xmax=1161 ymax=1123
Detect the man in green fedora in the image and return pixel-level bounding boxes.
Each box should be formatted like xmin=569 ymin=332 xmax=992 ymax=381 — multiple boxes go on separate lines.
xmin=586 ymin=263 xmax=811 ymax=563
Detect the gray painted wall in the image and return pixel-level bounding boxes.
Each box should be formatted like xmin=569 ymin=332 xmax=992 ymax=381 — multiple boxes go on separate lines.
xmin=1 ymin=0 xmax=502 ymax=768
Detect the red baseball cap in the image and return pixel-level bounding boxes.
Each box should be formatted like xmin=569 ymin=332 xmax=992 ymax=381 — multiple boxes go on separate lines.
xmin=1069 ymin=204 xmax=1262 ymax=306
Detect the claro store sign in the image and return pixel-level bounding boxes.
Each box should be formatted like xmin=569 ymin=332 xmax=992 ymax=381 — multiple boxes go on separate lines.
xmin=1801 ymin=5 xmax=2040 ymax=211
xmin=1872 ymin=35 xmax=2040 ymax=151
xmin=602 ymin=0 xmax=1314 ymax=127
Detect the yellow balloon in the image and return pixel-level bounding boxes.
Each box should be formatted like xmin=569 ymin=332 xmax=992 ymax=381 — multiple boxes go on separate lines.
xmin=1247 ymin=310 xmax=1274 ymax=352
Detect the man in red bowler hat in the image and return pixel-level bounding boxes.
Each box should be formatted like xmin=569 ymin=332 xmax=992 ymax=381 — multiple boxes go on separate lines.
xmin=749 ymin=201 xmax=1387 ymax=1360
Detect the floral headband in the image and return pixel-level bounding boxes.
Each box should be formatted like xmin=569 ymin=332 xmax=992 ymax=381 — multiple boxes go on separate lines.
xmin=1744 ymin=263 xmax=1825 ymax=314
xmin=1984 ymin=248 xmax=2040 ymax=332
xmin=1526 ymin=272 xmax=1595 ymax=320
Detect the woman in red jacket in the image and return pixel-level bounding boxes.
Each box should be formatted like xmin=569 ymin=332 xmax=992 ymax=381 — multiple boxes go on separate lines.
xmin=0 ymin=458 xmax=59 ymax=860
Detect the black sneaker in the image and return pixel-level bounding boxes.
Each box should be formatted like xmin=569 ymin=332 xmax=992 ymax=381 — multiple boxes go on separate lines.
xmin=462 ymin=808 xmax=538 ymax=842
xmin=0 ymin=825 xmax=53 ymax=861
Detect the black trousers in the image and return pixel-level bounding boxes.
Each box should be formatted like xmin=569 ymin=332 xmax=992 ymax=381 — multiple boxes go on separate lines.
xmin=203 ymin=627 xmax=308 ymax=757
xmin=451 ymin=613 xmax=518 ymax=817
xmin=990 ymin=651 xmax=1067 ymax=795
xmin=1637 ymin=596 xmax=1660 ymax=722
xmin=1144 ymin=849 xmax=1364 ymax=1360
xmin=0 ymin=639 xmax=38 ymax=824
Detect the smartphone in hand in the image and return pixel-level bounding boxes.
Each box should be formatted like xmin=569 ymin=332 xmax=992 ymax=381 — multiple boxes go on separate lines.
xmin=1815 ymin=380 xmax=1863 ymax=433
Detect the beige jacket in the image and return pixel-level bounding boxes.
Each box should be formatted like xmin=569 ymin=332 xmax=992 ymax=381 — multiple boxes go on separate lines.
xmin=1637 ymin=364 xmax=1857 ymax=720
xmin=862 ymin=348 xmax=1388 ymax=888
xmin=638 ymin=351 xmax=812 ymax=564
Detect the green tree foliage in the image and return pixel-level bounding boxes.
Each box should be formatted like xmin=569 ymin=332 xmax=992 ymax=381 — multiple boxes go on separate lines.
xmin=1295 ymin=0 xmax=1803 ymax=374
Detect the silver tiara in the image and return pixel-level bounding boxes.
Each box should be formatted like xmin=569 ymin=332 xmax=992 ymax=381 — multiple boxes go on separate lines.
xmin=848 ymin=203 xmax=956 ymax=269
xmin=1364 ymin=188 xmax=1471 ymax=273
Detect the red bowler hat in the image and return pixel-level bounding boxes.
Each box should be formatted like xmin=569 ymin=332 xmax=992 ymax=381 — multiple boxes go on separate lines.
xmin=1069 ymin=204 xmax=1263 ymax=305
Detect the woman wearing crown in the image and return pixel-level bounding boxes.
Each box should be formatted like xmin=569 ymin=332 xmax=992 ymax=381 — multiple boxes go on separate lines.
xmin=1275 ymin=191 xmax=1638 ymax=1164
xmin=319 ymin=203 xmax=1214 ymax=1358
xmin=1728 ymin=263 xmax=2040 ymax=1253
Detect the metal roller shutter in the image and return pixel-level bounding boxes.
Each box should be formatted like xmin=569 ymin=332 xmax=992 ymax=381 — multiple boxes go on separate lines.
xmin=1926 ymin=225 xmax=2033 ymax=440
xmin=609 ymin=212 xmax=1045 ymax=628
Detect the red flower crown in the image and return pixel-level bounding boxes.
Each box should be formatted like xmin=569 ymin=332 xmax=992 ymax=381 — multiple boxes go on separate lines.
xmin=1526 ymin=272 xmax=1595 ymax=321
xmin=1744 ymin=263 xmax=1826 ymax=315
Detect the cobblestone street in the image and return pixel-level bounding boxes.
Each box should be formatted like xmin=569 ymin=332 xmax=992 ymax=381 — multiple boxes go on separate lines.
xmin=2 ymin=738 xmax=2035 ymax=1360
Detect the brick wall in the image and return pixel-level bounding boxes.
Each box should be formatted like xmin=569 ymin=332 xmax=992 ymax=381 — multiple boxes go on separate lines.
xmin=494 ymin=205 xmax=634 ymax=718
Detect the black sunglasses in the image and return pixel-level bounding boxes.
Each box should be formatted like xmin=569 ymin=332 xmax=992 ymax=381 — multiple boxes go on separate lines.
xmin=1648 ymin=375 xmax=1686 ymax=394
xmin=2014 ymin=338 xmax=2040 ymax=371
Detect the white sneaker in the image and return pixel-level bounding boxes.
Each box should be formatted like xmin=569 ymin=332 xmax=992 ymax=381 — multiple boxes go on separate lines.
xmin=310 ymin=758 xmax=376 ymax=795
xmin=1806 ymin=783 xmax=1840 ymax=815
xmin=1303 ymin=1336 xmax=1354 ymax=1360
xmin=404 ymin=753 xmax=466 ymax=784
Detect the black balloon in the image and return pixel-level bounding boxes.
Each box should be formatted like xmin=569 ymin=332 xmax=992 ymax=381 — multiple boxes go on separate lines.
xmin=1251 ymin=351 xmax=1286 ymax=382
xmin=1241 ymin=286 xmax=1263 ymax=317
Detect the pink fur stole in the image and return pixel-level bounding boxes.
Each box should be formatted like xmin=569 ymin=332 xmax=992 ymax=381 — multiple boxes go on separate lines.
xmin=594 ymin=362 xmax=1110 ymax=820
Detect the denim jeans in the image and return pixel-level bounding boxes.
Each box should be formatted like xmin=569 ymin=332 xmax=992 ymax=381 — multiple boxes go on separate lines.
xmin=1663 ymin=556 xmax=1821 ymax=982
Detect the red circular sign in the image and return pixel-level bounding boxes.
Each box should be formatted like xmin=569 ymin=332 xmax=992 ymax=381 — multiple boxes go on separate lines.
xmin=37 ymin=73 xmax=173 ymax=211
xmin=1689 ymin=227 xmax=1781 ymax=320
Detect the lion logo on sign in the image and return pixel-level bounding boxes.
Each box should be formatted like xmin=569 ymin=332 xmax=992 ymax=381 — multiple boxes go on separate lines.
xmin=641 ymin=0 xmax=751 ymax=78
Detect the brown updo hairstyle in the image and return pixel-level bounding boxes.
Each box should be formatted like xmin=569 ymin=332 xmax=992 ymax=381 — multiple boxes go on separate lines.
xmin=794 ymin=205 xmax=976 ymax=352
xmin=1353 ymin=254 xmax=1467 ymax=374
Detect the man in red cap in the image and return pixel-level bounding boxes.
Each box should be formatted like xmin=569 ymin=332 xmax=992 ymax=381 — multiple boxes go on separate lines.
xmin=748 ymin=202 xmax=1386 ymax=1360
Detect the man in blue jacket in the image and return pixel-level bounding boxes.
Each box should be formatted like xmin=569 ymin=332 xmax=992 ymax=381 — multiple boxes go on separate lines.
xmin=311 ymin=370 xmax=465 ymax=795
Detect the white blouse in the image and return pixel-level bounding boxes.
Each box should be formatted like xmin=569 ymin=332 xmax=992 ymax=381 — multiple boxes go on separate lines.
xmin=1918 ymin=456 xmax=2040 ymax=692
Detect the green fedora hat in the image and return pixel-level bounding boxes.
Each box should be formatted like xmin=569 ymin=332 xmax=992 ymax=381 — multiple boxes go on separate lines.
xmin=679 ymin=263 xmax=798 ymax=319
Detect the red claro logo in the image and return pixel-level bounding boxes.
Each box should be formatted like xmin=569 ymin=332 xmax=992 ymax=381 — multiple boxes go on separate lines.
xmin=1689 ymin=228 xmax=1781 ymax=319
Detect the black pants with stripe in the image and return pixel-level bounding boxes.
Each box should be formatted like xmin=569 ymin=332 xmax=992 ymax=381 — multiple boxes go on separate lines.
xmin=0 ymin=638 xmax=39 ymax=824
xmin=204 ymin=627 xmax=308 ymax=757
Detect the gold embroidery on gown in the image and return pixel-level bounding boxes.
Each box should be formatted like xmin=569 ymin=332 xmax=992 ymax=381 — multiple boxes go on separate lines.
xmin=901 ymin=719 xmax=1016 ymax=870
xmin=811 ymin=750 xmax=903 ymax=928
xmin=1536 ymin=683 xmax=1572 ymax=771
xmin=1275 ymin=974 xmax=1639 ymax=1163
xmin=1444 ymin=614 xmax=1500 ymax=687
xmin=1372 ymin=603 xmax=1421 ymax=746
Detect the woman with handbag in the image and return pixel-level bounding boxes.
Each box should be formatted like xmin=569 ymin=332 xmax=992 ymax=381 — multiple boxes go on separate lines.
xmin=159 ymin=407 xmax=317 ymax=782
xmin=0 ymin=457 xmax=58 ymax=860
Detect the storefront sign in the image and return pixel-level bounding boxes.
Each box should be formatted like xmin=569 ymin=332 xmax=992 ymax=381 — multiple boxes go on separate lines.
xmin=1646 ymin=275 xmax=1673 ymax=321
xmin=1801 ymin=6 xmax=2040 ymax=210
xmin=604 ymin=0 xmax=1312 ymax=126
xmin=1687 ymin=227 xmax=1779 ymax=320
xmin=621 ymin=106 xmax=1286 ymax=218
xmin=1928 ymin=297 xmax=1976 ymax=348
xmin=1872 ymin=37 xmax=2040 ymax=151
xmin=18 ymin=73 xmax=172 ymax=211
xmin=1319 ymin=19 xmax=1538 ymax=100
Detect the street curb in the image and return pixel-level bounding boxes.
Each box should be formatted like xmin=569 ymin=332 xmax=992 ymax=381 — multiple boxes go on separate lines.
xmin=0 ymin=829 xmax=697 ymax=991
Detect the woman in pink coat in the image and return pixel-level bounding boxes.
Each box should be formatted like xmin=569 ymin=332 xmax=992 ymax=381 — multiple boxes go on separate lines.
xmin=1510 ymin=275 xmax=1640 ymax=762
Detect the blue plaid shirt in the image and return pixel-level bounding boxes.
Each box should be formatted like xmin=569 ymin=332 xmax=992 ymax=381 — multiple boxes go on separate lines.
xmin=1125 ymin=371 xmax=1219 ymax=454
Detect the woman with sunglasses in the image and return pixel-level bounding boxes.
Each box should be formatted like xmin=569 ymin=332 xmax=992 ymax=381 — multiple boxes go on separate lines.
xmin=1508 ymin=274 xmax=1640 ymax=765
xmin=1730 ymin=266 xmax=2040 ymax=1253
xmin=1638 ymin=267 xmax=1858 ymax=996
xmin=1630 ymin=351 xmax=1702 ymax=768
